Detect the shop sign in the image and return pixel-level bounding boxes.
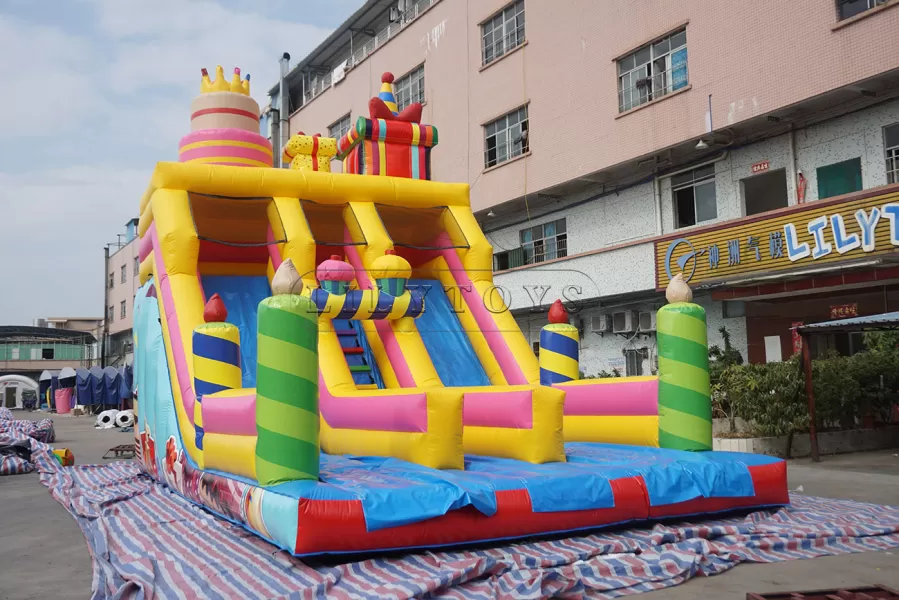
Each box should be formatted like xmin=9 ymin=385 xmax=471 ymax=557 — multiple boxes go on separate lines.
xmin=792 ymin=322 xmax=803 ymax=355
xmin=751 ymin=160 xmax=770 ymax=174
xmin=829 ymin=303 xmax=858 ymax=320
xmin=656 ymin=188 xmax=899 ymax=290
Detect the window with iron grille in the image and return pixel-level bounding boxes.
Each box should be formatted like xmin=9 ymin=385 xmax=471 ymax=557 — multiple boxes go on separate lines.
xmin=120 ymin=301 xmax=127 ymax=320
xmin=328 ymin=113 xmax=352 ymax=140
xmin=134 ymin=256 xmax=140 ymax=276
xmin=108 ymin=272 xmax=114 ymax=289
xmin=673 ymin=165 xmax=717 ymax=228
xmin=108 ymin=306 xmax=114 ymax=322
xmin=885 ymin=123 xmax=899 ymax=185
xmin=520 ymin=219 xmax=567 ymax=265
xmin=484 ymin=105 xmax=528 ymax=168
xmin=617 ymin=29 xmax=688 ymax=113
xmin=395 ymin=65 xmax=425 ymax=112
xmin=120 ymin=264 xmax=127 ymax=283
xmin=625 ymin=348 xmax=648 ymax=377
xmin=481 ymin=0 xmax=525 ymax=66
xmin=837 ymin=0 xmax=889 ymax=19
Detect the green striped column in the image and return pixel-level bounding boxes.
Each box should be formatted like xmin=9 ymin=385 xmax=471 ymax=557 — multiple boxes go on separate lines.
xmin=255 ymin=293 xmax=320 ymax=485
xmin=656 ymin=302 xmax=712 ymax=451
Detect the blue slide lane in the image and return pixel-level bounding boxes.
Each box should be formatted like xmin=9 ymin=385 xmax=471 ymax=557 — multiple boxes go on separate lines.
xmin=407 ymin=278 xmax=490 ymax=387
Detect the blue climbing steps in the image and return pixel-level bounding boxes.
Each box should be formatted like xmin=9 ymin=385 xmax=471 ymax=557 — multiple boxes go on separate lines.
xmin=333 ymin=318 xmax=384 ymax=390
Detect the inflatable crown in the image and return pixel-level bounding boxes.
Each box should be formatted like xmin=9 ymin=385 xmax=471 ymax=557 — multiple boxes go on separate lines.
xmin=200 ymin=65 xmax=251 ymax=95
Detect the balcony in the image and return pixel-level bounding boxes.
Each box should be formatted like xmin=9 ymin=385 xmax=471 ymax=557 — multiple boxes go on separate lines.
xmin=302 ymin=0 xmax=441 ymax=106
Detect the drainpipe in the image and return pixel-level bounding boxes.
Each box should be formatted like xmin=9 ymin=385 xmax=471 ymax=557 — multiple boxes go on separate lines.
xmin=101 ymin=245 xmax=109 ymax=368
xmin=653 ymin=175 xmax=662 ymax=235
xmin=787 ymin=125 xmax=799 ymax=205
xmin=278 ymin=52 xmax=290 ymax=168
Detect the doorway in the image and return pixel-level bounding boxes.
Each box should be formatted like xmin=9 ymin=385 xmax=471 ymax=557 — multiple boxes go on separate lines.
xmin=743 ymin=168 xmax=789 ymax=216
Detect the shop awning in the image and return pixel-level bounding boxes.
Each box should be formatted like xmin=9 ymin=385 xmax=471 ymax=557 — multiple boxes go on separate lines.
xmin=794 ymin=311 xmax=899 ymax=334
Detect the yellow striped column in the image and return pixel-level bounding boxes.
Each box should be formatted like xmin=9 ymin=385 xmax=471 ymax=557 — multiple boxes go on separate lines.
xmin=539 ymin=323 xmax=580 ymax=385
xmin=192 ymin=321 xmax=242 ymax=468
xmin=656 ymin=302 xmax=712 ymax=451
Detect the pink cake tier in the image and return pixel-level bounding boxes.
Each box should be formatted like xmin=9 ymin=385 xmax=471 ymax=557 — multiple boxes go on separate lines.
xmin=178 ymin=128 xmax=273 ymax=168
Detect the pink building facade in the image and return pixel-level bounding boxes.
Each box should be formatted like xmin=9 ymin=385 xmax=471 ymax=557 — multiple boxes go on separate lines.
xmin=104 ymin=218 xmax=140 ymax=365
xmin=271 ymin=0 xmax=899 ymax=374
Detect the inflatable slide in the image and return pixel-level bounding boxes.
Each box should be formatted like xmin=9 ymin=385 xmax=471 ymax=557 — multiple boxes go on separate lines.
xmin=133 ymin=65 xmax=788 ymax=555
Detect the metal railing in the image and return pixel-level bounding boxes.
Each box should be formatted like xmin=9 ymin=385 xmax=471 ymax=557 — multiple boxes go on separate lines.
xmin=303 ymin=0 xmax=441 ymax=106
xmin=0 ymin=342 xmax=97 ymax=366
xmin=618 ymin=62 xmax=689 ymax=113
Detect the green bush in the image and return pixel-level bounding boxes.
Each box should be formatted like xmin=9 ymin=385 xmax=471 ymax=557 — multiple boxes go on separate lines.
xmin=717 ymin=333 xmax=899 ymax=439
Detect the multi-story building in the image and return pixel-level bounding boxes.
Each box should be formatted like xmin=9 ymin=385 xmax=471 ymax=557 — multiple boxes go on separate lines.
xmin=103 ymin=218 xmax=140 ymax=366
xmin=268 ymin=0 xmax=899 ymax=374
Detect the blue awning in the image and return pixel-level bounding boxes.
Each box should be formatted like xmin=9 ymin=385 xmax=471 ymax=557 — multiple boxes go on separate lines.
xmin=794 ymin=311 xmax=899 ymax=334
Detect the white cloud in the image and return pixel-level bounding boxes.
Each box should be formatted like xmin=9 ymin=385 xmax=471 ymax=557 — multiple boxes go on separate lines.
xmin=0 ymin=166 xmax=149 ymax=323
xmin=0 ymin=1 xmax=343 ymax=323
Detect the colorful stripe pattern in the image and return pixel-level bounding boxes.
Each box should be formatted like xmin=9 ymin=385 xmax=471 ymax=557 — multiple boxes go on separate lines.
xmin=310 ymin=288 xmax=424 ymax=320
xmin=656 ymin=302 xmax=713 ymax=451
xmin=37 ymin=451 xmax=899 ymax=600
xmin=192 ymin=322 xmax=242 ymax=452
xmin=376 ymin=277 xmax=406 ymax=297
xmin=179 ymin=128 xmax=273 ymax=167
xmin=539 ymin=323 xmax=579 ymax=385
xmin=337 ymin=117 xmax=437 ymax=180
xmin=255 ymin=294 xmax=319 ymax=485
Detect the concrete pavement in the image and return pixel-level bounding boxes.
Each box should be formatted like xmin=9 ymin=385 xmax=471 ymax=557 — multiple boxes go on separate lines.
xmin=0 ymin=412 xmax=896 ymax=599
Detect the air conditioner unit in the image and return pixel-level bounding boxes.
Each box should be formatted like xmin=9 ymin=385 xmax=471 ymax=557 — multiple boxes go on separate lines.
xmin=638 ymin=311 xmax=656 ymax=332
xmin=612 ymin=311 xmax=638 ymax=334
xmin=591 ymin=315 xmax=611 ymax=333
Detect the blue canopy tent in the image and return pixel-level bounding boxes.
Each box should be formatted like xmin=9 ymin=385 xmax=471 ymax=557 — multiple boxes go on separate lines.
xmin=38 ymin=370 xmax=59 ymax=410
xmin=103 ymin=366 xmax=123 ymax=408
xmin=118 ymin=364 xmax=134 ymax=403
xmin=75 ymin=368 xmax=93 ymax=406
xmin=89 ymin=365 xmax=108 ymax=407
xmin=58 ymin=367 xmax=77 ymax=388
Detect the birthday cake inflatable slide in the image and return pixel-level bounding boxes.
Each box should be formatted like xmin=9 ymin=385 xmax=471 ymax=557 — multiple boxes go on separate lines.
xmin=133 ymin=65 xmax=788 ymax=555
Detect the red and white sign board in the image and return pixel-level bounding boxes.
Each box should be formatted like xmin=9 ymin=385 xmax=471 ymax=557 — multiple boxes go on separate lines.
xmin=830 ymin=303 xmax=858 ymax=320
xmin=792 ymin=322 xmax=803 ymax=355
xmin=751 ymin=160 xmax=770 ymax=174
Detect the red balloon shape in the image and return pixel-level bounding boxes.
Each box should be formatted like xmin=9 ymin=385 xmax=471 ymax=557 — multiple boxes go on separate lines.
xmin=203 ymin=293 xmax=228 ymax=323
xmin=547 ymin=299 xmax=568 ymax=324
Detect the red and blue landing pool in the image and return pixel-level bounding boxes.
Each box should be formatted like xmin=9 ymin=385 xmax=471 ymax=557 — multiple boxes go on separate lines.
xmin=268 ymin=443 xmax=788 ymax=555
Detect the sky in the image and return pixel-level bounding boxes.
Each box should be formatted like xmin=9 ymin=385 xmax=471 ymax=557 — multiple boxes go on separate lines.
xmin=0 ymin=0 xmax=364 ymax=325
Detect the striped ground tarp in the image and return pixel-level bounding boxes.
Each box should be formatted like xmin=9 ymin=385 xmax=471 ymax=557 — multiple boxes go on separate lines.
xmin=37 ymin=453 xmax=899 ymax=600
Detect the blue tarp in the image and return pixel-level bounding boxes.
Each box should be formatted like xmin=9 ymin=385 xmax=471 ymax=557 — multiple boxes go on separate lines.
xmin=409 ymin=279 xmax=491 ymax=387
xmin=103 ymin=367 xmax=122 ymax=405
xmin=89 ymin=366 xmax=109 ymax=406
xmin=118 ymin=365 xmax=133 ymax=399
xmin=75 ymin=368 xmax=93 ymax=405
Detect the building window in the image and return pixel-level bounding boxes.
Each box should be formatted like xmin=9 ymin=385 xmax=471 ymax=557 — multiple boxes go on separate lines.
xmin=484 ymin=105 xmax=529 ymax=168
xmin=42 ymin=348 xmax=54 ymax=360
xmin=134 ymin=256 xmax=140 ymax=276
xmin=617 ymin=29 xmax=688 ymax=113
xmin=817 ymin=157 xmax=863 ymax=200
xmin=10 ymin=348 xmax=19 ymax=360
xmin=395 ymin=65 xmax=425 ymax=112
xmin=520 ymin=219 xmax=567 ymax=265
xmin=482 ymin=0 xmax=525 ymax=65
xmin=837 ymin=0 xmax=889 ymax=20
xmin=673 ymin=165 xmax=717 ymax=228
xmin=885 ymin=123 xmax=899 ymax=184
xmin=625 ymin=348 xmax=647 ymax=377
xmin=120 ymin=301 xmax=127 ymax=320
xmin=31 ymin=348 xmax=40 ymax=360
xmin=108 ymin=272 xmax=114 ymax=289
xmin=108 ymin=306 xmax=114 ymax=322
xmin=328 ymin=113 xmax=352 ymax=140
xmin=120 ymin=264 xmax=127 ymax=283
xmin=743 ymin=169 xmax=789 ymax=216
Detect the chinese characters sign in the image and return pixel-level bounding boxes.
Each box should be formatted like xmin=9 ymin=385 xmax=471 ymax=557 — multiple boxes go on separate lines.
xmin=829 ymin=304 xmax=858 ymax=319
xmin=655 ymin=189 xmax=899 ymax=290
xmin=751 ymin=160 xmax=770 ymax=174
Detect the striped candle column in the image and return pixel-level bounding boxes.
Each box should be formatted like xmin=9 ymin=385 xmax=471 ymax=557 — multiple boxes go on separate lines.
xmin=255 ymin=293 xmax=319 ymax=486
xmin=539 ymin=324 xmax=580 ymax=385
xmin=192 ymin=321 xmax=242 ymax=466
xmin=656 ymin=302 xmax=712 ymax=451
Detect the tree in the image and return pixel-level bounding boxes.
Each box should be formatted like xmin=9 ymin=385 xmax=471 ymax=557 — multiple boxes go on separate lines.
xmin=709 ymin=326 xmax=744 ymax=433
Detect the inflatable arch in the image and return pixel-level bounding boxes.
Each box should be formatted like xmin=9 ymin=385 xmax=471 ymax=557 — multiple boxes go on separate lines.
xmin=0 ymin=375 xmax=39 ymax=409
